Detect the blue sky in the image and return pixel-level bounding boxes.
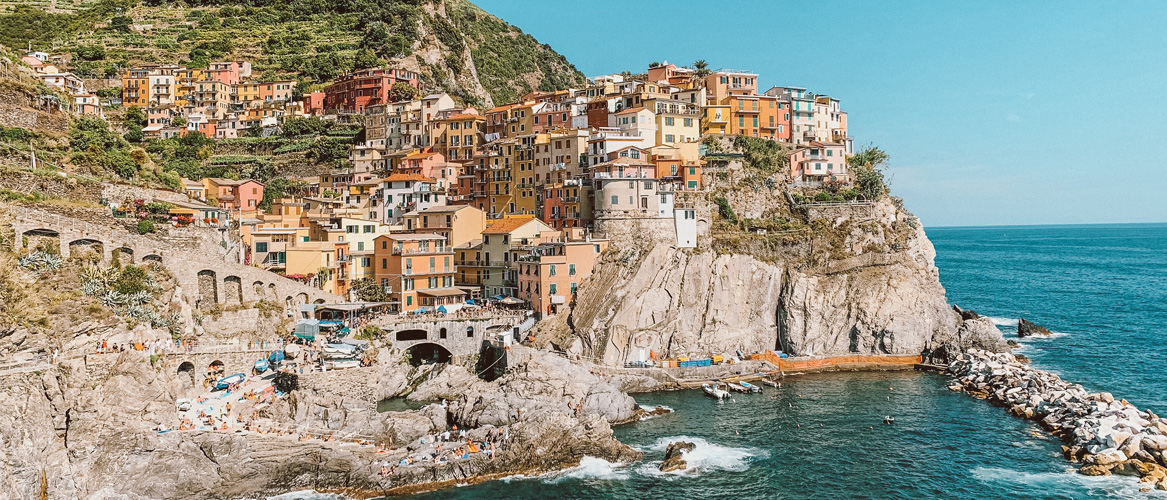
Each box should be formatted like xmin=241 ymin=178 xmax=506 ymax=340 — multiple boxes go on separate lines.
xmin=474 ymin=0 xmax=1167 ymax=227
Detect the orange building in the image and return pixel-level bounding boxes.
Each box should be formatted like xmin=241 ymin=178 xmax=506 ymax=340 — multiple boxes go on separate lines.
xmin=515 ymin=240 xmax=609 ymax=316
xmin=372 ymin=233 xmax=463 ymax=312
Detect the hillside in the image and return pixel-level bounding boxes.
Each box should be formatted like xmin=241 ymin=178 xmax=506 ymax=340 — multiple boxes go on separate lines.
xmin=0 ymin=0 xmax=585 ymax=106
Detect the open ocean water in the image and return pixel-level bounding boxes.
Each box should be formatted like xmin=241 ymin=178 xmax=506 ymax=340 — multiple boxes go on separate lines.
xmin=284 ymin=223 xmax=1167 ymax=500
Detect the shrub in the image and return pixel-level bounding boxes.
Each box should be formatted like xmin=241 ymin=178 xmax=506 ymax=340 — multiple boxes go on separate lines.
xmin=714 ymin=196 xmax=737 ymax=224
xmin=273 ymin=372 xmax=299 ymax=393
xmin=136 ymin=220 xmax=156 ymax=234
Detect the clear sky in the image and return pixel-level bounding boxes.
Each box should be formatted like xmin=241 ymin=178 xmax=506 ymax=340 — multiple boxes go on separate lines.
xmin=473 ymin=0 xmax=1167 ymax=227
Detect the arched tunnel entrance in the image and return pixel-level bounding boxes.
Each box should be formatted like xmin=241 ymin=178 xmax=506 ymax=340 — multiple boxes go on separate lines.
xmin=406 ymin=343 xmax=452 ymax=367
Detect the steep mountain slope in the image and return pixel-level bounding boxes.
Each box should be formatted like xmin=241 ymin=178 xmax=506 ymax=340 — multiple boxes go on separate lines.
xmin=0 ymin=0 xmax=585 ymax=106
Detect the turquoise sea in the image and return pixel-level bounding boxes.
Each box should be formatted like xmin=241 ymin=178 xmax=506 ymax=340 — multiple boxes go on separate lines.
xmin=294 ymin=223 xmax=1167 ymax=500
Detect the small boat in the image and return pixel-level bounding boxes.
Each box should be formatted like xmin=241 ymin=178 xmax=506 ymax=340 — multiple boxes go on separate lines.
xmin=702 ymin=383 xmax=729 ymax=400
xmin=883 ymin=416 xmax=895 ymax=425
xmin=739 ymin=381 xmax=762 ymax=393
xmin=762 ymin=378 xmax=780 ymax=388
xmin=215 ymin=373 xmax=246 ymax=390
xmin=176 ymin=398 xmax=192 ymax=412
xmin=268 ymin=350 xmax=285 ymax=365
xmin=324 ymin=359 xmax=361 ymax=370
xmin=726 ymin=382 xmax=750 ymax=393
xmin=254 ymin=359 xmax=270 ymax=373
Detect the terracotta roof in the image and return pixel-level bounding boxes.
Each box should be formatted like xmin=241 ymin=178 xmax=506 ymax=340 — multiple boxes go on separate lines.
xmin=443 ymin=113 xmax=485 ymax=121
xmin=487 ymin=104 xmax=518 ymax=113
xmin=384 ymin=173 xmax=437 ymax=183
xmin=404 ymin=150 xmax=439 ymax=159
xmin=482 ymin=216 xmax=537 ymax=234
xmin=614 ymin=107 xmax=647 ymax=114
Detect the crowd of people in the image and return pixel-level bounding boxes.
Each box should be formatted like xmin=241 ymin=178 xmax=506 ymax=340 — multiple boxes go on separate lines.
xmin=377 ymin=425 xmax=510 ymax=477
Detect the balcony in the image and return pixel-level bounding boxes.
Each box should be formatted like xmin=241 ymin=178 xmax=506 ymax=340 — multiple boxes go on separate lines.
xmin=391 ymin=246 xmax=449 ymax=255
xmin=593 ymin=171 xmax=650 ymax=179
xmin=563 ymin=196 xmax=579 ymax=203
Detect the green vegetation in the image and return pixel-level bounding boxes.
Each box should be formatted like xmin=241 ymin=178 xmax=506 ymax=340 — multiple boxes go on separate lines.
xmin=733 ymin=135 xmax=789 ymax=174
xmin=349 ymin=277 xmax=387 ymax=302
xmin=136 ymin=219 xmax=156 ymax=234
xmin=847 ymin=145 xmax=890 ymax=200
xmin=714 ymin=196 xmax=737 ymax=224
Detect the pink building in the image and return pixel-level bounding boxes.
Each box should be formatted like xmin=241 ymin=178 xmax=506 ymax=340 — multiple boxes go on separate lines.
xmin=305 ymin=91 xmax=326 ymax=115
xmin=789 ymin=141 xmax=849 ymax=184
xmin=206 ymin=61 xmax=251 ymax=86
xmin=201 ymin=178 xmax=265 ymax=210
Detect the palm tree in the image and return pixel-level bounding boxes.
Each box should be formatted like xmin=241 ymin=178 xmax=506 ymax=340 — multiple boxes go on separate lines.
xmin=693 ymin=59 xmax=711 ymax=77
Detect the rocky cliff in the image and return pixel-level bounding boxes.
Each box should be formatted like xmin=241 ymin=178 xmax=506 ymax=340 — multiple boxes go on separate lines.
xmin=0 ymin=345 xmax=637 ymax=499
xmin=549 ymin=149 xmax=1003 ymax=367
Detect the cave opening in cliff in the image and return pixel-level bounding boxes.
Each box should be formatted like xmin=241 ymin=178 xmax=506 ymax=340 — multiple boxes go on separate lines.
xmin=406 ymin=343 xmax=452 ymax=366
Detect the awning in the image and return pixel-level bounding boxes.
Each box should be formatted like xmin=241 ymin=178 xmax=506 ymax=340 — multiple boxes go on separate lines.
xmin=418 ymin=288 xmax=468 ymax=298
xmin=499 ymin=296 xmax=524 ymax=305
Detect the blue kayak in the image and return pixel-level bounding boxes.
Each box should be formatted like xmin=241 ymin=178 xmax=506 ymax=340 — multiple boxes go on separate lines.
xmin=254 ymin=359 xmax=270 ymax=373
xmin=215 ymin=373 xmax=246 ymax=390
xmin=268 ymin=350 xmax=285 ymax=365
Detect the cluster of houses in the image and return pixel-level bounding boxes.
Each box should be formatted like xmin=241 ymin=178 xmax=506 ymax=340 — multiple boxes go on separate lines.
xmin=19 ymin=51 xmax=103 ymax=117
xmin=28 ymin=54 xmax=856 ymax=316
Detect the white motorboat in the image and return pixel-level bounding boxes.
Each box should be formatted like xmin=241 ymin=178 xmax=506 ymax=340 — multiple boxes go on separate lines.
xmin=726 ymin=382 xmax=751 ymax=393
xmin=702 ymin=383 xmax=729 ymax=400
xmin=739 ymin=381 xmax=763 ymax=393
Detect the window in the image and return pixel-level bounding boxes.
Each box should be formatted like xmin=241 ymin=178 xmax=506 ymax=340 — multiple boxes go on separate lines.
xmin=381 ymin=240 xmax=387 ymax=249
xmin=346 ymin=225 xmax=357 ymax=233
xmin=357 ymin=242 xmax=364 ymax=251
xmin=571 ymin=282 xmax=578 ymax=294
xmin=406 ymin=259 xmax=412 ymax=273
xmin=549 ymin=283 xmax=557 ymax=295
xmin=381 ymin=258 xmax=387 ymax=269
xmin=738 ymin=116 xmax=744 ymax=127
xmin=827 ymin=150 xmax=834 ymax=156
xmin=684 ymin=118 xmax=692 ymax=127
xmin=611 ymin=195 xmax=619 ymax=205
xmin=665 ymin=117 xmax=674 ymax=126
xmin=362 ymin=257 xmax=370 ymax=267
xmin=407 ymin=296 xmax=412 ymax=306
xmin=689 ymin=167 xmax=697 ymax=175
xmin=429 ymin=257 xmax=435 ymax=271
xmin=665 ymin=134 xmax=675 ymax=142
xmin=444 ymin=256 xmax=450 ymax=271
xmin=381 ymin=278 xmax=389 ymax=288
xmin=753 ymin=116 xmax=758 ymax=127
xmin=255 ymin=242 xmax=268 ymax=253
xmin=549 ymin=264 xmax=556 ymax=276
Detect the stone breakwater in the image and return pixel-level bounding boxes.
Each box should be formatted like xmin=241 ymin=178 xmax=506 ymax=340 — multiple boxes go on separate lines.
xmin=948 ymin=350 xmax=1167 ymax=490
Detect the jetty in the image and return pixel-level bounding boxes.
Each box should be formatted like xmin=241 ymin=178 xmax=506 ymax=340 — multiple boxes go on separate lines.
xmin=949 ymin=350 xmax=1167 ymax=490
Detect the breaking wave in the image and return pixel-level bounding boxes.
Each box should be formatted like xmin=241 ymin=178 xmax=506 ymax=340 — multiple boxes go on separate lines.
xmin=633 ymin=436 xmax=767 ymax=476
xmin=542 ymin=456 xmax=630 ymax=482
xmin=971 ymin=467 xmax=1167 ymax=497
xmin=988 ymin=316 xmax=1019 ymax=328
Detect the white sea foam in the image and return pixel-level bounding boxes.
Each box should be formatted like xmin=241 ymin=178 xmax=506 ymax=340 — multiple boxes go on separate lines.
xmin=637 ymin=404 xmax=674 ymax=420
xmin=633 ymin=436 xmax=766 ymax=477
xmin=988 ymin=316 xmax=1019 ymax=328
xmin=542 ymin=456 xmax=630 ymax=483
xmin=972 ymin=467 xmax=1167 ymax=497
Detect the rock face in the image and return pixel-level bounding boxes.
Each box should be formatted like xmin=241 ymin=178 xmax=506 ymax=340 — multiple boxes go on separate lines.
xmin=562 ymin=196 xmax=1003 ymax=366
xmin=1018 ymin=318 xmax=1053 ymax=337
xmin=0 ymin=346 xmax=640 ymax=499
xmin=949 ymin=350 xmax=1167 ymax=490
xmin=659 ymin=441 xmax=696 ymax=472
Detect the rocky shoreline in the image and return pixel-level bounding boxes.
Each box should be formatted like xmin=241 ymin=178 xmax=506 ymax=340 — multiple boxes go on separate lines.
xmin=948 ymin=350 xmax=1167 ymax=491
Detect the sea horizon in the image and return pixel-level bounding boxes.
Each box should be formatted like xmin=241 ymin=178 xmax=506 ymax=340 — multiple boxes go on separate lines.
xmin=926 ymin=220 xmax=1167 ymax=230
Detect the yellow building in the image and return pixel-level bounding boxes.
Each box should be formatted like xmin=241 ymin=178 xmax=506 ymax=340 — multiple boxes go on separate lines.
xmin=701 ymin=103 xmax=731 ymax=136
xmin=401 ymin=205 xmax=487 ymax=248
xmin=483 ymin=139 xmax=517 ymax=214
xmin=513 ymin=133 xmax=548 ymax=215
xmin=285 ymin=239 xmax=351 ymax=297
xmin=235 ymin=82 xmax=262 ymax=105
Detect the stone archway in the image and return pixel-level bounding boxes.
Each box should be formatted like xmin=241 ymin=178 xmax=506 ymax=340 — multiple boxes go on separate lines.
xmin=295 ymin=293 xmax=308 ymax=305
xmin=22 ymin=228 xmax=60 ymax=253
xmin=177 ymin=361 xmax=195 ymax=374
xmin=313 ymin=298 xmax=325 ymax=304
xmin=252 ymin=281 xmax=265 ymax=298
xmin=197 ymin=270 xmax=218 ymax=307
xmin=143 ymin=254 xmax=163 ymax=264
xmin=223 ymin=275 xmax=243 ymax=305
xmin=396 ymin=329 xmax=427 ymax=342
xmin=113 ymin=246 xmax=134 ymax=263
xmin=405 ymin=343 xmax=452 ymax=366
xmin=68 ymin=238 xmax=103 ymax=262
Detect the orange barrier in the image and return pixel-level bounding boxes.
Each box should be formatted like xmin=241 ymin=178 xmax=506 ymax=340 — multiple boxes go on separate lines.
xmin=750 ymin=351 xmax=922 ymax=372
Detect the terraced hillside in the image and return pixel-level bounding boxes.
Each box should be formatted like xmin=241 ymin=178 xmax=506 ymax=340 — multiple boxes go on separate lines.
xmin=0 ymin=0 xmax=585 ymax=106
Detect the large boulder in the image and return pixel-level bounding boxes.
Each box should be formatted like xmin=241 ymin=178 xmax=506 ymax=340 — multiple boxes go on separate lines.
xmin=1018 ymin=318 xmax=1052 ymax=338
xmin=659 ymin=441 xmax=696 ymax=472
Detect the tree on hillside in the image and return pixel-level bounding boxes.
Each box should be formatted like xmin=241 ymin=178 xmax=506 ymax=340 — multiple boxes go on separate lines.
xmin=124 ymin=106 xmax=147 ymax=128
xmin=349 ymin=278 xmax=388 ymax=302
xmin=110 ymin=15 xmax=133 ymax=33
xmin=847 ymin=145 xmax=890 ymax=200
xmin=352 ymin=47 xmax=380 ymax=71
xmin=389 ymin=82 xmax=418 ymax=102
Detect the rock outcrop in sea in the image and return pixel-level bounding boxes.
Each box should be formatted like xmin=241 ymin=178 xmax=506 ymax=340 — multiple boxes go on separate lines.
xmin=949 ymin=350 xmax=1167 ymax=490
xmin=1017 ymin=318 xmax=1053 ymax=337
xmin=659 ymin=441 xmax=696 ymax=472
